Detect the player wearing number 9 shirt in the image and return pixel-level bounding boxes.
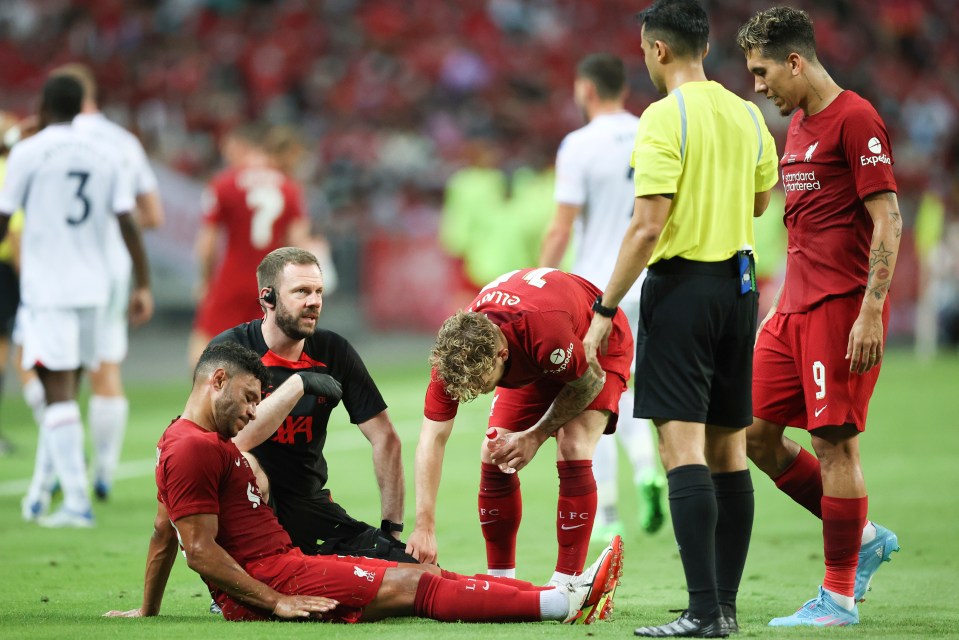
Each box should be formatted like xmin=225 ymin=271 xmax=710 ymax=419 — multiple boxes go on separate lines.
xmin=189 ymin=124 xmax=310 ymax=366
xmin=408 ymin=268 xmax=632 ymax=587
xmin=0 ymin=75 xmax=152 ymax=527
xmin=738 ymin=7 xmax=902 ymax=626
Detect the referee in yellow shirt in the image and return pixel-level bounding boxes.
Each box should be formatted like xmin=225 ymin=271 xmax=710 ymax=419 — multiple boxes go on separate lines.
xmin=584 ymin=1 xmax=778 ymax=637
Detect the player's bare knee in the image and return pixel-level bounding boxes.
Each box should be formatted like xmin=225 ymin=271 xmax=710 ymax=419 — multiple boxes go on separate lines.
xmin=365 ymin=567 xmax=424 ymax=618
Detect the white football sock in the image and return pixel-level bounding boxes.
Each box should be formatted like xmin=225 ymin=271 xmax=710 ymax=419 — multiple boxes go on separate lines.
xmin=616 ymin=392 xmax=658 ymax=485
xmin=23 ymin=376 xmax=46 ymax=426
xmin=539 ymin=586 xmax=570 ymax=620
xmin=43 ymin=401 xmax=91 ymax=513
xmin=24 ymin=424 xmax=56 ymax=506
xmin=861 ymin=520 xmax=877 ymax=544
xmin=89 ymin=395 xmax=128 ymax=486
xmin=592 ymin=434 xmax=619 ymax=525
xmin=548 ymin=570 xmax=574 ymax=586
xmin=487 ymin=568 xmax=515 ymax=578
xmin=824 ymin=588 xmax=855 ymax=611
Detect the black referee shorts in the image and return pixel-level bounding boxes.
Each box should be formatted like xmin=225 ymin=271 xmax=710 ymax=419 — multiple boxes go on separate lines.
xmin=633 ymin=256 xmax=758 ymax=428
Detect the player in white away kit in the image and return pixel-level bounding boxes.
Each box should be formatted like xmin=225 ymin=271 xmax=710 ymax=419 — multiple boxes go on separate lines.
xmin=0 ymin=75 xmax=153 ymax=527
xmin=19 ymin=64 xmax=166 ymax=508
xmin=540 ymin=53 xmax=666 ymax=540
xmin=62 ymin=64 xmax=164 ymax=501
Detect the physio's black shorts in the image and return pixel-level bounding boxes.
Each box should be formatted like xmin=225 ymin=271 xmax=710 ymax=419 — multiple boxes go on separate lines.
xmin=0 ymin=262 xmax=19 ymax=337
xmin=634 ymin=256 xmax=758 ymax=428
xmin=273 ymin=489 xmax=419 ymax=563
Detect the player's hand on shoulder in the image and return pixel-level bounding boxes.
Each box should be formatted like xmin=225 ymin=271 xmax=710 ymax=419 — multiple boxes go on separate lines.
xmin=406 ymin=527 xmax=438 ymax=565
xmin=297 ymin=372 xmax=343 ymax=403
xmin=103 ymin=607 xmax=149 ymax=618
xmin=128 ymin=287 xmax=154 ymax=327
xmin=272 ymin=594 xmax=338 ymax=619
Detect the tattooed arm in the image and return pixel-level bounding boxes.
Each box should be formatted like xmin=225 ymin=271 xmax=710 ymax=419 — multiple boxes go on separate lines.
xmin=846 ymin=191 xmax=902 ymax=374
xmin=490 ymin=362 xmax=606 ymax=473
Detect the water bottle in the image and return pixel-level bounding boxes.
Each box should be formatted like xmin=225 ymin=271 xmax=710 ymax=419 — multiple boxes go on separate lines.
xmin=486 ymin=427 xmax=516 ymax=474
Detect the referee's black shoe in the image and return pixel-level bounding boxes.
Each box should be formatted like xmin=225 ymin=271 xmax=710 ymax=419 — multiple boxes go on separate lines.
xmin=719 ymin=604 xmax=739 ymax=633
xmin=634 ymin=610 xmax=730 ymax=637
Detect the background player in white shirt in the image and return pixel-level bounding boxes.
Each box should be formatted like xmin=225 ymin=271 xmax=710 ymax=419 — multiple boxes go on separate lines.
xmin=56 ymin=63 xmax=164 ymax=501
xmin=0 ymin=75 xmax=153 ymax=527
xmin=540 ymin=53 xmax=665 ymax=539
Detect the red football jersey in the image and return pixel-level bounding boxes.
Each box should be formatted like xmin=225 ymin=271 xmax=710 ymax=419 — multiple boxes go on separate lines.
xmin=424 ymin=268 xmax=632 ymax=421
xmin=196 ymin=166 xmax=306 ymax=334
xmin=155 ymin=418 xmax=292 ymax=567
xmin=777 ymin=91 xmax=898 ymax=313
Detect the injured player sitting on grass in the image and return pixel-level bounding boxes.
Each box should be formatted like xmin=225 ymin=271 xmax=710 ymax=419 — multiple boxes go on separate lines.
xmin=103 ymin=342 xmax=623 ymax=624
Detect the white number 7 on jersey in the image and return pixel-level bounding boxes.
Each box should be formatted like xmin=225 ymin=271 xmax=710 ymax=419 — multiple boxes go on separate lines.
xmin=480 ymin=268 xmax=556 ymax=292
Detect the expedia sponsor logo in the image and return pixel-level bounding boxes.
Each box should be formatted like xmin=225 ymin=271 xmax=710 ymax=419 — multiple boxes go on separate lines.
xmin=546 ymin=342 xmax=574 ymax=373
xmin=860 ymin=153 xmax=891 ymax=167
xmin=861 ymin=137 xmax=891 ymax=166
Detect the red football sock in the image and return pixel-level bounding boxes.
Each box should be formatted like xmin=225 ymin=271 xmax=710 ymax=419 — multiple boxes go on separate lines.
xmin=556 ymin=460 xmax=597 ymax=575
xmin=438 ymin=568 xmax=547 ymax=590
xmin=773 ymin=447 xmax=824 ymax=518
xmin=478 ymin=462 xmax=522 ymax=570
xmin=413 ymin=572 xmax=543 ymax=621
xmin=821 ymin=496 xmax=868 ymax=597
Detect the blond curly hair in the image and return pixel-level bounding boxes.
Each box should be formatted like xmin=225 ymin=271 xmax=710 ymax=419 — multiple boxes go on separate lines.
xmin=430 ymin=311 xmax=499 ymax=403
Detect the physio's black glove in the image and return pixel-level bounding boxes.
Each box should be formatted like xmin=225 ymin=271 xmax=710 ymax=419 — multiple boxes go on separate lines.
xmin=297 ymin=372 xmax=343 ymax=403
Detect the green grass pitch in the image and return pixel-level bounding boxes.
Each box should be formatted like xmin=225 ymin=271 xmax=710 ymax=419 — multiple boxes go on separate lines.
xmin=0 ymin=349 xmax=957 ymax=638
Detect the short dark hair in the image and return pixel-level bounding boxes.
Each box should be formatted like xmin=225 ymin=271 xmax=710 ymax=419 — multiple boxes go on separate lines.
xmin=638 ymin=0 xmax=709 ymax=59
xmin=193 ymin=342 xmax=270 ymax=388
xmin=50 ymin=63 xmax=97 ymax=103
xmin=256 ymin=247 xmax=321 ymax=291
xmin=736 ymin=6 xmax=818 ymax=62
xmin=40 ymin=76 xmax=83 ymax=123
xmin=577 ymin=53 xmax=626 ymax=100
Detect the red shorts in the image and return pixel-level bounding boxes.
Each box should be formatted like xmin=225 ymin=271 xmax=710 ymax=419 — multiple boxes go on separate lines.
xmin=215 ymin=549 xmax=397 ymax=622
xmin=752 ymin=295 xmax=888 ymax=431
xmin=194 ymin=282 xmax=265 ymax=338
xmin=489 ymin=317 xmax=632 ymax=436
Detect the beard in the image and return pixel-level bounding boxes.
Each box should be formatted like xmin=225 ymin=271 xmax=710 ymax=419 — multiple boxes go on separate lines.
xmin=214 ymin=390 xmax=245 ymax=438
xmin=275 ymin=300 xmax=318 ymax=341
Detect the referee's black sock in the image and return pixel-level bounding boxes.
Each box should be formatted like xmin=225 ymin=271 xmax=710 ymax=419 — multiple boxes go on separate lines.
xmin=713 ymin=469 xmax=755 ymax=617
xmin=667 ymin=464 xmax=719 ymax=619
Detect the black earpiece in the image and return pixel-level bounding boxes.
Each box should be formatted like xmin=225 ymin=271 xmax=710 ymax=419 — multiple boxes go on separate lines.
xmin=260 ymin=287 xmax=276 ymax=307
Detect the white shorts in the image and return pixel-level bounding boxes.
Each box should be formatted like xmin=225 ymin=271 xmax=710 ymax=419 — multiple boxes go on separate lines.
xmin=20 ymin=306 xmax=103 ymax=372
xmin=96 ymin=274 xmax=130 ymax=363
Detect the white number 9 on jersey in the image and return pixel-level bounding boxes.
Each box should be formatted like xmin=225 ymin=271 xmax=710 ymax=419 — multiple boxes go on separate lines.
xmin=247 ymin=185 xmax=284 ymax=249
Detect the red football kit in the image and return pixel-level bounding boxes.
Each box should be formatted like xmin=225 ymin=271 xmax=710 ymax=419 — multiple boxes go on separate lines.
xmin=422 ymin=268 xmax=633 ymax=577
xmin=423 ymin=268 xmax=633 ymax=432
xmin=753 ymin=91 xmax=898 ymax=431
xmin=156 ymin=418 xmax=390 ymax=622
xmin=194 ymin=166 xmax=305 ymax=337
xmin=155 ymin=419 xmax=564 ymax=624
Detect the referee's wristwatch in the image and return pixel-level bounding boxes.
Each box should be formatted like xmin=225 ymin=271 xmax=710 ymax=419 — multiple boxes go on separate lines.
xmin=592 ymin=295 xmax=617 ymax=318
xmin=381 ymin=519 xmax=404 ymax=534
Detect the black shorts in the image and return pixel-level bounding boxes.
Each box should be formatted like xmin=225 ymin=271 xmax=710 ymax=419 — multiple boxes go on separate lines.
xmin=0 ymin=262 xmax=19 ymax=337
xmin=634 ymin=256 xmax=758 ymax=428
xmin=273 ymin=489 xmax=418 ymax=563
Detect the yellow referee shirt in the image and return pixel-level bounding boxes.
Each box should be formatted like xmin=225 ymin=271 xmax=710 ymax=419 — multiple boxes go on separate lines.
xmin=632 ymin=81 xmax=779 ymax=264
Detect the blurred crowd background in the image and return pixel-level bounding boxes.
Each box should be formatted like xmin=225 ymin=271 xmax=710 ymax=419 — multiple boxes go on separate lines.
xmin=1 ymin=0 xmax=957 ymax=351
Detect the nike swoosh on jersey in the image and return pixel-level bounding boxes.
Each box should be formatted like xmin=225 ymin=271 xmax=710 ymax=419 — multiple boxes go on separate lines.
xmin=815 ymin=405 xmax=828 ymax=417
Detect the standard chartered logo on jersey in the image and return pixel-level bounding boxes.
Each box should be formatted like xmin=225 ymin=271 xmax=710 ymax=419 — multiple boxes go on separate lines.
xmin=782 ymin=169 xmax=820 ymax=192
xmin=860 ymin=137 xmax=891 ymax=167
